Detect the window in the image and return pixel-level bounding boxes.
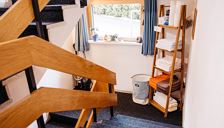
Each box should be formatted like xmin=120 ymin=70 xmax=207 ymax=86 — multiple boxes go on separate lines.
xmin=0 ymin=81 xmax=9 ymax=105
xmin=92 ymin=4 xmax=141 ymax=40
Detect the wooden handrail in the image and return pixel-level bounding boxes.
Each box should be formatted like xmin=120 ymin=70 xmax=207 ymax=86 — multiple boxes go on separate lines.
xmin=0 ymin=87 xmax=117 ymax=128
xmin=0 ymin=0 xmax=49 ymax=42
xmin=0 ymin=36 xmax=116 ymax=85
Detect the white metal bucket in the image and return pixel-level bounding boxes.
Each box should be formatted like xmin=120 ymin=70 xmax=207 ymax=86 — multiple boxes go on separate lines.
xmin=131 ymin=74 xmax=151 ymax=105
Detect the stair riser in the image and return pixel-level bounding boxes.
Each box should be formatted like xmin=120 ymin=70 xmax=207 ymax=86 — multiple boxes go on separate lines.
xmin=49 ymin=112 xmax=80 ymax=126
xmin=20 ymin=25 xmax=49 ymax=41
xmin=0 ymin=6 xmax=64 ymax=22
xmin=40 ymin=6 xmax=64 ymax=22
xmin=48 ymin=0 xmax=76 ymax=5
xmin=50 ymin=114 xmax=77 ymax=126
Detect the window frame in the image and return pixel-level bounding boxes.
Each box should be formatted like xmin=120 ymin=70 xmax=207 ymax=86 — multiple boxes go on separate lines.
xmin=86 ymin=0 xmax=144 ymax=41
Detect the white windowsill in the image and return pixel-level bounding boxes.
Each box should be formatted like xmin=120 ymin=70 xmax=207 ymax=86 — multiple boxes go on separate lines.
xmin=88 ymin=40 xmax=142 ymax=46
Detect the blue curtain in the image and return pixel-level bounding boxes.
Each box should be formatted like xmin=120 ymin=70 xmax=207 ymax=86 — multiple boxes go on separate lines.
xmin=142 ymin=0 xmax=157 ymax=55
xmin=74 ymin=11 xmax=89 ymax=52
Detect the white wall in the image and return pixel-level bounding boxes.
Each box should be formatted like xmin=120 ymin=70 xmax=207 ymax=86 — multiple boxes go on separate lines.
xmin=47 ymin=5 xmax=84 ymax=47
xmin=86 ymin=42 xmax=153 ymax=92
xmin=85 ymin=0 xmax=195 ymax=93
xmin=0 ymin=0 xmax=12 ymax=7
xmin=37 ymin=28 xmax=77 ymax=90
xmin=183 ymin=0 xmax=224 ymax=128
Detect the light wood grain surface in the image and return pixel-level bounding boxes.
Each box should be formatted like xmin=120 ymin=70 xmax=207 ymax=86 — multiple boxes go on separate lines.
xmin=0 ymin=87 xmax=117 ymax=128
xmin=0 ymin=0 xmax=49 ymax=42
xmin=75 ymin=81 xmax=111 ymax=128
xmin=0 ymin=36 xmax=116 ymax=85
xmin=75 ymin=81 xmax=98 ymax=128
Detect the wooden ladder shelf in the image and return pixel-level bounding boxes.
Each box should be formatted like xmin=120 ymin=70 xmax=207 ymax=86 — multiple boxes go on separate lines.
xmin=149 ymin=5 xmax=187 ymax=118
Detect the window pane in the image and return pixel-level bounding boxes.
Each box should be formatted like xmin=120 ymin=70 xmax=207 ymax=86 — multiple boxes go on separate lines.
xmin=92 ymin=4 xmax=141 ymax=39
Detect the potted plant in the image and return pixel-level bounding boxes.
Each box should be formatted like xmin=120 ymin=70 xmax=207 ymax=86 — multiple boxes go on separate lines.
xmin=110 ymin=34 xmax=118 ymax=41
xmin=91 ymin=28 xmax=99 ymax=42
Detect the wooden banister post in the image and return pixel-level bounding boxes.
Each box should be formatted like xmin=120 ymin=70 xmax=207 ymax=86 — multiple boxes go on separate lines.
xmin=25 ymin=67 xmax=45 ymax=128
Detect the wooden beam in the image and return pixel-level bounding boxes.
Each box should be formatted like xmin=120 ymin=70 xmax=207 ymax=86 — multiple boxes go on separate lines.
xmin=0 ymin=0 xmax=49 ymax=42
xmin=0 ymin=87 xmax=117 ymax=128
xmin=0 ymin=37 xmax=33 ymax=80
xmin=0 ymin=36 xmax=116 ymax=85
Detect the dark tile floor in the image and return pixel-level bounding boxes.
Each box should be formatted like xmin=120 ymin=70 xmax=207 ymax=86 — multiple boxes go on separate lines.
xmin=115 ymin=92 xmax=182 ymax=126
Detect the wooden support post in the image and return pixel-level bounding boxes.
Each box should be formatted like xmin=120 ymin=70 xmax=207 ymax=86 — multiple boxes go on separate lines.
xmin=149 ymin=5 xmax=164 ymax=102
xmin=87 ymin=2 xmax=93 ymax=38
xmin=179 ymin=5 xmax=187 ymax=110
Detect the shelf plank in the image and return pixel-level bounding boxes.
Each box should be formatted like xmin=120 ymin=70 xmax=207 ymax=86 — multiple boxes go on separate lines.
xmin=154 ymin=66 xmax=182 ymax=74
xmin=156 ymin=47 xmax=182 ymax=52
xmin=150 ymin=100 xmax=166 ymax=113
xmin=158 ymin=25 xmax=182 ymax=29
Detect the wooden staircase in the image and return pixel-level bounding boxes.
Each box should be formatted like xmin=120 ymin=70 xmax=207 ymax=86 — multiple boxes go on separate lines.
xmin=0 ymin=0 xmax=115 ymax=128
xmin=0 ymin=37 xmax=116 ymax=128
xmin=0 ymin=0 xmax=76 ymax=41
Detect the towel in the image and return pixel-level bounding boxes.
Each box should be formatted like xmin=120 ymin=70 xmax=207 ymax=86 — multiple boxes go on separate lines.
xmin=156 ymin=56 xmax=181 ymax=72
xmin=149 ymin=75 xmax=170 ymax=90
xmin=167 ymin=106 xmax=178 ymax=112
xmin=154 ymin=92 xmax=177 ymax=106
xmin=169 ymin=0 xmax=176 ymax=26
xmin=153 ymin=92 xmax=178 ymax=112
xmin=156 ymin=38 xmax=182 ymax=51
xmin=174 ymin=0 xmax=183 ymax=27
xmin=157 ymin=75 xmax=181 ymax=94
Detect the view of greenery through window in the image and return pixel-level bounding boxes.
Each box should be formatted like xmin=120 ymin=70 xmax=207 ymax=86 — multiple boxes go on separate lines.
xmin=92 ymin=4 xmax=141 ymax=39
xmin=93 ymin=4 xmax=141 ymax=20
